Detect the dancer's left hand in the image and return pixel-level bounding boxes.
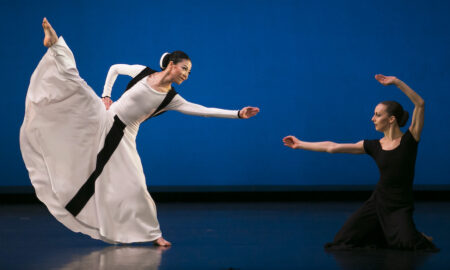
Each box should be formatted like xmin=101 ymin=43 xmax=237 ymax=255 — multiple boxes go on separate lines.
xmin=375 ymin=74 xmax=399 ymax=86
xmin=239 ymin=106 xmax=260 ymax=119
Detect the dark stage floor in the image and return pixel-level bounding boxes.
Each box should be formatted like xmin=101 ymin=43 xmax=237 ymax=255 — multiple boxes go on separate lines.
xmin=1 ymin=202 xmax=449 ymax=270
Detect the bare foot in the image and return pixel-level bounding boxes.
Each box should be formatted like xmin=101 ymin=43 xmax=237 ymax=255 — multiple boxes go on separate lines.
xmin=422 ymin=232 xmax=434 ymax=242
xmin=42 ymin=17 xmax=58 ymax=47
xmin=153 ymin=237 xmax=172 ymax=246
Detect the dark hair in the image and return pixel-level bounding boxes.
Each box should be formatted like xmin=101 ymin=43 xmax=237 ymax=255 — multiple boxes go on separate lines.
xmin=160 ymin=51 xmax=190 ymax=70
xmin=380 ymin=101 xmax=409 ymax=127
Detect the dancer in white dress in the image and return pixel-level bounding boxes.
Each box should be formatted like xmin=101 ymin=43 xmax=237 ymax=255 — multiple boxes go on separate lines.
xmin=20 ymin=18 xmax=259 ymax=246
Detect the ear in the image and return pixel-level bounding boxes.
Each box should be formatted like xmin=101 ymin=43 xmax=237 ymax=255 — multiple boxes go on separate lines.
xmin=389 ymin=115 xmax=396 ymax=125
xmin=164 ymin=61 xmax=175 ymax=73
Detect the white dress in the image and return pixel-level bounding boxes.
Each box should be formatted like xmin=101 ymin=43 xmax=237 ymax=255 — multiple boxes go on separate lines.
xmin=19 ymin=37 xmax=239 ymax=243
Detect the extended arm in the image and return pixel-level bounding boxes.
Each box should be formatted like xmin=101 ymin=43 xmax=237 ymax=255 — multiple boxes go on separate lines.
xmin=375 ymin=74 xmax=424 ymax=141
xmin=166 ymin=95 xmax=259 ymax=119
xmin=283 ymin=136 xmax=365 ymax=154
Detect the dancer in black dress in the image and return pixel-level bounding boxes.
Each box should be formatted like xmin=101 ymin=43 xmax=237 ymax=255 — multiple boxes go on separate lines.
xmin=283 ymin=74 xmax=439 ymax=252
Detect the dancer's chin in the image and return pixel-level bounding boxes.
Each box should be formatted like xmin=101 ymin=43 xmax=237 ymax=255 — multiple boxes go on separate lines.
xmin=374 ymin=125 xmax=386 ymax=133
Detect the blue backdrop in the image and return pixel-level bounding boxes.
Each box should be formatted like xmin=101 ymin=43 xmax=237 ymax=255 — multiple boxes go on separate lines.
xmin=1 ymin=0 xmax=449 ymax=188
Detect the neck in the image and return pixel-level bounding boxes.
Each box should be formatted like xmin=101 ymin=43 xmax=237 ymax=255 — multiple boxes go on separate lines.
xmin=383 ymin=125 xmax=403 ymax=140
xmin=153 ymin=70 xmax=173 ymax=92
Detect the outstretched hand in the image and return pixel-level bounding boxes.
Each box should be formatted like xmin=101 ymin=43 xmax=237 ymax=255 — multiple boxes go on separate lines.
xmin=375 ymin=74 xmax=399 ymax=86
xmin=102 ymin=97 xmax=113 ymax=110
xmin=239 ymin=106 xmax=260 ymax=119
xmin=283 ymin=135 xmax=301 ymax=149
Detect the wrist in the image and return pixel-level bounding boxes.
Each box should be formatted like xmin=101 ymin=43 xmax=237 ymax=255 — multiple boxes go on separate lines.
xmin=238 ymin=110 xmax=242 ymax=118
xmin=393 ymin=78 xmax=402 ymax=85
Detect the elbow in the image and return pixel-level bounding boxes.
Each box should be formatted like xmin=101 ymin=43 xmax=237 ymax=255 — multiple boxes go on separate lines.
xmin=328 ymin=148 xmax=338 ymax=154
xmin=109 ymin=65 xmax=119 ymax=72
xmin=417 ymin=99 xmax=425 ymax=108
xmin=326 ymin=142 xmax=338 ymax=154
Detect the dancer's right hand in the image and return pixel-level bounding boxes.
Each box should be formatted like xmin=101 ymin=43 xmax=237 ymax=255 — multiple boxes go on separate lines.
xmin=102 ymin=97 xmax=113 ymax=110
xmin=283 ymin=136 xmax=302 ymax=149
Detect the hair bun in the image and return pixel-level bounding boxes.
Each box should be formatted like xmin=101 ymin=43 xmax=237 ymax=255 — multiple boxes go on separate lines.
xmin=159 ymin=52 xmax=170 ymax=70
xmin=380 ymin=100 xmax=409 ymax=128
xmin=398 ymin=110 xmax=409 ymax=127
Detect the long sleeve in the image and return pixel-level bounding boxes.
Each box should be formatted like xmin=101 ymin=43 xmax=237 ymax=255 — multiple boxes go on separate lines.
xmin=102 ymin=64 xmax=146 ymax=97
xmin=165 ymin=95 xmax=240 ymax=119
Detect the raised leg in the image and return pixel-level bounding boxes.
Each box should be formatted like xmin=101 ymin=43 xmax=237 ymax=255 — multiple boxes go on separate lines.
xmin=42 ymin=17 xmax=58 ymax=47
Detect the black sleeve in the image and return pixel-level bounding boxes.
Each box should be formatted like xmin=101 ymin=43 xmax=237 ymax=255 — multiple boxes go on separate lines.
xmin=403 ymin=128 xmax=419 ymax=144
xmin=403 ymin=129 xmax=419 ymax=145
xmin=363 ymin=139 xmax=377 ymax=157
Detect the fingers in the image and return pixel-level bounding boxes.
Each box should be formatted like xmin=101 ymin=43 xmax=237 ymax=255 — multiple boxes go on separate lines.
xmin=283 ymin=141 xmax=295 ymax=149
xmin=375 ymin=74 xmax=391 ymax=86
xmin=283 ymin=135 xmax=297 ymax=141
xmin=240 ymin=106 xmax=260 ymax=118
xmin=375 ymin=74 xmax=398 ymax=86
xmin=282 ymin=136 xmax=295 ymax=148
xmin=251 ymin=109 xmax=259 ymax=115
xmin=247 ymin=110 xmax=258 ymax=117
xmin=282 ymin=135 xmax=301 ymax=149
xmin=375 ymin=74 xmax=385 ymax=83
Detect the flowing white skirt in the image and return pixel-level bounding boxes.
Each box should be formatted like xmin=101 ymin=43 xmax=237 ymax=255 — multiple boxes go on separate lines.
xmin=19 ymin=37 xmax=162 ymax=243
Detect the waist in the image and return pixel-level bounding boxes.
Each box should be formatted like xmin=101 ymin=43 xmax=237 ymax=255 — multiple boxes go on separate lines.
xmin=375 ymin=184 xmax=414 ymax=202
xmin=109 ymin=104 xmax=141 ymax=135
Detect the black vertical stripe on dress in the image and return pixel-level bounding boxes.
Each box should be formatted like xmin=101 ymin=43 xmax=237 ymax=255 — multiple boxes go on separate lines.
xmin=66 ymin=67 xmax=179 ymax=217
xmin=123 ymin=66 xmax=178 ymax=121
xmin=65 ymin=115 xmax=126 ymax=217
xmin=124 ymin=67 xmax=155 ymax=92
xmin=145 ymin=88 xmax=178 ymax=120
xmin=65 ymin=87 xmax=177 ymax=216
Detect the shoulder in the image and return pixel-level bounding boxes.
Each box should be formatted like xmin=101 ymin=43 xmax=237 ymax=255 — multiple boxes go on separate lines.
xmin=363 ymin=139 xmax=379 ymax=155
xmin=363 ymin=139 xmax=378 ymax=147
xmin=131 ymin=66 xmax=155 ymax=79
xmin=137 ymin=65 xmax=153 ymax=73
xmin=166 ymin=93 xmax=185 ymax=107
xmin=403 ymin=128 xmax=419 ymax=144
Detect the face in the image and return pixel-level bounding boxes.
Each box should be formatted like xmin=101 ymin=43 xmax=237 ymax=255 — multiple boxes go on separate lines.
xmin=371 ymin=104 xmax=395 ymax=132
xmin=168 ymin=59 xmax=192 ymax=85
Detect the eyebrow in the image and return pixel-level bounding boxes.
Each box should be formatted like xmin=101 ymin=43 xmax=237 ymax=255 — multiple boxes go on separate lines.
xmin=183 ymin=65 xmax=191 ymax=74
